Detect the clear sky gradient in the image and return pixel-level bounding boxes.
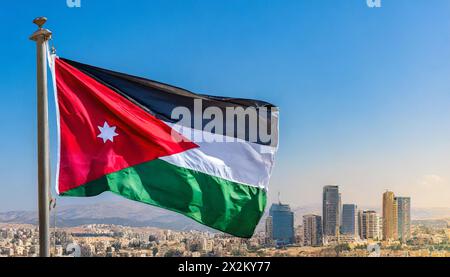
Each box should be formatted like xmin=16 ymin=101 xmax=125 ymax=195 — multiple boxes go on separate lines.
xmin=0 ymin=0 xmax=449 ymax=211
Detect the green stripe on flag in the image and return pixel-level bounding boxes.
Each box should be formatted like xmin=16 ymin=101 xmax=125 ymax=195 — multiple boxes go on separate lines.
xmin=62 ymin=159 xmax=267 ymax=238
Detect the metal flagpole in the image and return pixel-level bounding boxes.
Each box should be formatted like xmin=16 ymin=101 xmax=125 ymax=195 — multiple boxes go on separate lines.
xmin=30 ymin=17 xmax=52 ymax=257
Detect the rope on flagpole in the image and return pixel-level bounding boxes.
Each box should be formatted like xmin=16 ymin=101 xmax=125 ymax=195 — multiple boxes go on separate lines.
xmin=49 ymin=197 xmax=57 ymax=256
xmin=46 ymin=37 xmax=58 ymax=257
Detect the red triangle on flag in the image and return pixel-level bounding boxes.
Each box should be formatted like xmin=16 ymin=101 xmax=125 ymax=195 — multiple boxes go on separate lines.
xmin=55 ymin=58 xmax=197 ymax=194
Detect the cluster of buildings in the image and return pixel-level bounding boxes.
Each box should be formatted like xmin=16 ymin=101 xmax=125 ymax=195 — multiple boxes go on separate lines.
xmin=1 ymin=219 xmax=448 ymax=257
xmin=0 ymin=224 xmax=266 ymax=257
xmin=265 ymin=186 xmax=411 ymax=247
xmin=0 ymin=226 xmax=39 ymax=256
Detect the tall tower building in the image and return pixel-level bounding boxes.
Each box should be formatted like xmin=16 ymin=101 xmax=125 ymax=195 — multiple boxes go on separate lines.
xmin=303 ymin=214 xmax=323 ymax=246
xmin=341 ymin=204 xmax=358 ymax=237
xmin=269 ymin=203 xmax=295 ymax=245
xmin=382 ymin=191 xmax=398 ymax=241
xmin=322 ymin=185 xmax=341 ymax=237
xmin=395 ymin=197 xmax=411 ymax=243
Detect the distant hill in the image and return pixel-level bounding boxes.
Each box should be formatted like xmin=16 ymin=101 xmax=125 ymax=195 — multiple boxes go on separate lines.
xmin=412 ymin=219 xmax=448 ymax=228
xmin=0 ymin=200 xmax=215 ymax=232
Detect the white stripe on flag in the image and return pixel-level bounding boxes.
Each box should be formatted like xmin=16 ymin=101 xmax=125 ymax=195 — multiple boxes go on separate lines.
xmin=160 ymin=123 xmax=277 ymax=190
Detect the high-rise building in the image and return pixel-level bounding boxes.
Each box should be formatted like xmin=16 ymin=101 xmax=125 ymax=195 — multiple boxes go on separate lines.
xmin=396 ymin=197 xmax=411 ymax=243
xmin=358 ymin=210 xmax=381 ymax=240
xmin=358 ymin=210 xmax=364 ymax=239
xmin=265 ymin=216 xmax=273 ymax=244
xmin=303 ymin=214 xmax=323 ymax=246
xmin=382 ymin=191 xmax=398 ymax=241
xmin=378 ymin=216 xmax=383 ymax=240
xmin=295 ymin=225 xmax=304 ymax=245
xmin=269 ymin=203 xmax=295 ymax=245
xmin=322 ymin=185 xmax=341 ymax=236
xmin=341 ymin=204 xmax=358 ymax=237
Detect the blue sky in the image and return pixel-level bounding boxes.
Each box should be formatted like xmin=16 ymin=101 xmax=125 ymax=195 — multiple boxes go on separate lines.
xmin=0 ymin=0 xmax=449 ymax=211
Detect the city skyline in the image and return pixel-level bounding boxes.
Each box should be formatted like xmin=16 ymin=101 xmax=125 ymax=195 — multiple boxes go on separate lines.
xmin=2 ymin=184 xmax=447 ymax=257
xmin=266 ymin=185 xmax=413 ymax=248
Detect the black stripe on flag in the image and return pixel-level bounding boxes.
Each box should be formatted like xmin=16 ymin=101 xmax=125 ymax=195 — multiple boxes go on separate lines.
xmin=61 ymin=58 xmax=278 ymax=146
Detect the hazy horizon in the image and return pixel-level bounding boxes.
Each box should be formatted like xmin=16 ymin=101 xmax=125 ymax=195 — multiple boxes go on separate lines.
xmin=1 ymin=192 xmax=450 ymax=213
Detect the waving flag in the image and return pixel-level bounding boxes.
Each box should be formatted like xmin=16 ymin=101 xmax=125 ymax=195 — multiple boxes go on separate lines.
xmin=50 ymin=57 xmax=278 ymax=238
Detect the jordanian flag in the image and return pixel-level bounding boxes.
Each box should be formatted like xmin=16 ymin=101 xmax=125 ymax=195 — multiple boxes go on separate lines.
xmin=50 ymin=57 xmax=278 ymax=238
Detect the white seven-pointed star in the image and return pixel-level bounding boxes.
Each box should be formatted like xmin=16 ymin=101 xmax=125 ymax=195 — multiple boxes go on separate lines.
xmin=97 ymin=122 xmax=119 ymax=143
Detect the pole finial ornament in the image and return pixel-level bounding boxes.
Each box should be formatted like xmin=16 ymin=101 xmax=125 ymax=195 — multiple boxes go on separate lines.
xmin=30 ymin=17 xmax=52 ymax=42
xmin=33 ymin=17 xmax=47 ymax=28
